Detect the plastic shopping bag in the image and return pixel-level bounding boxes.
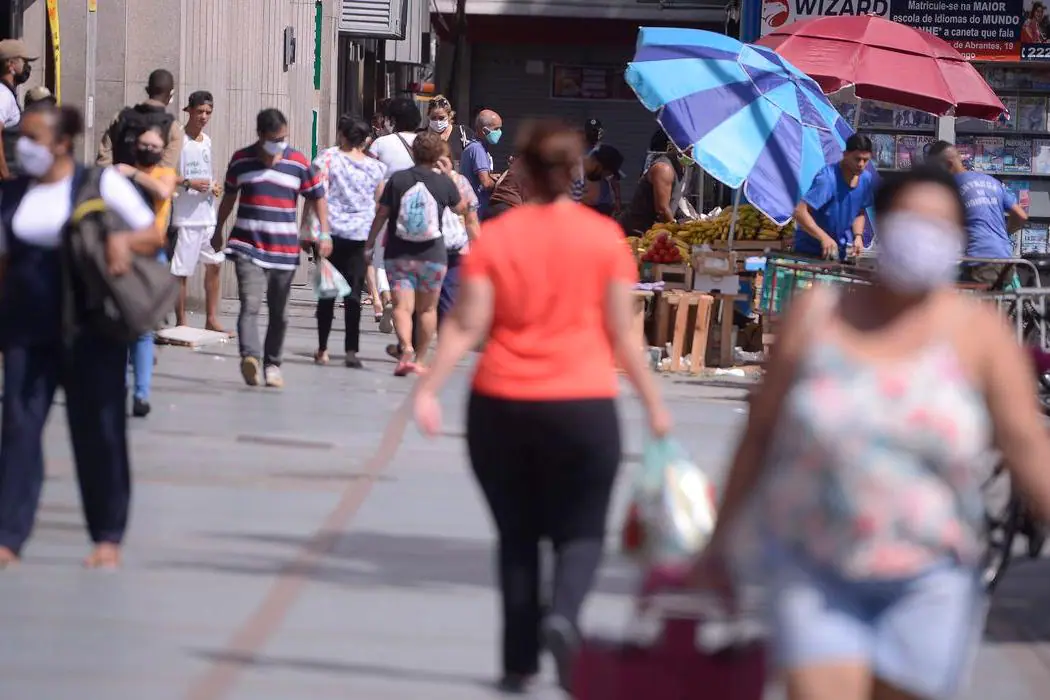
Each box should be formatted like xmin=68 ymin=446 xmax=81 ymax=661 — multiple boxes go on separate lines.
xmin=621 ymin=437 xmax=718 ymax=567
xmin=312 ymin=258 xmax=352 ymax=301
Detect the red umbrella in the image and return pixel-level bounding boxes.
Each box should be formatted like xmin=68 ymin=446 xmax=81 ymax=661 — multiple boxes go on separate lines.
xmin=756 ymin=15 xmax=1006 ymax=121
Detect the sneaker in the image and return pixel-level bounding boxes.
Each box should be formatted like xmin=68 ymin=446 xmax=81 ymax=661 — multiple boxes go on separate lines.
xmin=542 ymin=615 xmax=579 ymax=693
xmin=131 ymin=397 xmax=151 ymax=418
xmin=379 ymin=303 xmax=394 ymax=334
xmin=264 ymin=365 xmax=284 ymax=388
xmin=344 ymin=351 xmax=363 ymax=369
xmin=240 ymin=356 xmax=261 ymax=386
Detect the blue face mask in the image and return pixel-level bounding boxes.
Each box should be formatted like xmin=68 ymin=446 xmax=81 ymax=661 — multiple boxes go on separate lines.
xmin=485 ymin=128 xmax=503 ymax=145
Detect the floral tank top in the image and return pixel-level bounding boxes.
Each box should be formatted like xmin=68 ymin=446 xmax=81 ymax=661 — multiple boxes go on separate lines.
xmin=763 ymin=291 xmax=992 ymax=579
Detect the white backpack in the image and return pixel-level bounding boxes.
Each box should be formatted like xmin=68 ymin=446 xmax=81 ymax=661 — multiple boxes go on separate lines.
xmin=395 ymin=180 xmax=443 ymax=242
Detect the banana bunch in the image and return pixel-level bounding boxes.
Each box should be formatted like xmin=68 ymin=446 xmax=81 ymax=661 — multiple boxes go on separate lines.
xmin=644 ymin=205 xmax=796 ymax=246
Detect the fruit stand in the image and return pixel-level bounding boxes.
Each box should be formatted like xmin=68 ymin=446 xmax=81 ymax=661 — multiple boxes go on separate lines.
xmin=627 ymin=204 xmax=797 ymax=373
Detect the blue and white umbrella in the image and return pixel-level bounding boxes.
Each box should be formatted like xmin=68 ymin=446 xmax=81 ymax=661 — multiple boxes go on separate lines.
xmin=625 ymin=27 xmax=856 ymax=226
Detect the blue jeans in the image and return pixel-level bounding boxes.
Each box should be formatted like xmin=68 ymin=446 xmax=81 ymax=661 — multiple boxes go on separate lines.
xmin=127 ymin=250 xmax=167 ymax=401
xmin=128 ymin=334 xmax=153 ymax=401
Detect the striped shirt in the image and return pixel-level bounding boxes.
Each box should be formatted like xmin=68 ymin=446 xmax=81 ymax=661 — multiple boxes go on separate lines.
xmin=224 ymin=144 xmax=324 ymax=269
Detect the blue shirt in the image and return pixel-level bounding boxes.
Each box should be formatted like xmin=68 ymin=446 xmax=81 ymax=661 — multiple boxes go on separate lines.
xmin=956 ymin=171 xmax=1016 ymax=259
xmin=795 ymin=163 xmax=876 ymax=261
xmin=461 ymin=140 xmax=493 ymax=216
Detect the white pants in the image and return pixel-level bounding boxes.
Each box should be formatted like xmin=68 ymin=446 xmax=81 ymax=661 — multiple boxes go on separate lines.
xmin=171 ymin=224 xmax=224 ymax=277
xmin=373 ymin=238 xmax=389 ymax=294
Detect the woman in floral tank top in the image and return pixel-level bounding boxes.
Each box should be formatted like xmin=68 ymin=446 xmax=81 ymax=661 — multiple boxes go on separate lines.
xmin=695 ymin=166 xmax=1050 ymax=700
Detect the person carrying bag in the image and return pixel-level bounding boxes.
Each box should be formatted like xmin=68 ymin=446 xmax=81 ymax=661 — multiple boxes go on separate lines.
xmin=0 ymin=103 xmax=165 ymax=569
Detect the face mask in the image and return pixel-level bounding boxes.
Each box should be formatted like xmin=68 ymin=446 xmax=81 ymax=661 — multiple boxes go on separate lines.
xmin=16 ymin=136 xmax=53 ymax=177
xmin=429 ymin=119 xmax=449 ymax=133
xmin=136 ymin=147 xmax=163 ymax=167
xmin=485 ymin=128 xmax=503 ymax=145
xmin=262 ymin=140 xmax=287 ymax=156
xmin=875 ymin=212 xmax=962 ymax=294
xmin=14 ymin=62 xmax=30 ymax=85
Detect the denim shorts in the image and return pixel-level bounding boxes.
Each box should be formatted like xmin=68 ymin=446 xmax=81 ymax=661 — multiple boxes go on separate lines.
xmin=766 ymin=546 xmax=986 ymax=699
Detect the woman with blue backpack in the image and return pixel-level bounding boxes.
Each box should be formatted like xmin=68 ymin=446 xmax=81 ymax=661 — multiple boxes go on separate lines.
xmin=0 ymin=103 xmax=161 ymax=568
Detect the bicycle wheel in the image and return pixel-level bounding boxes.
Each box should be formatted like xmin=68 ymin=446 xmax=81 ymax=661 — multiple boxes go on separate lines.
xmin=981 ymin=460 xmax=1020 ymax=593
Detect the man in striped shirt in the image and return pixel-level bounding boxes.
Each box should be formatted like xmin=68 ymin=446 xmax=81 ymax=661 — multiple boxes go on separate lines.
xmin=213 ymin=108 xmax=330 ymax=389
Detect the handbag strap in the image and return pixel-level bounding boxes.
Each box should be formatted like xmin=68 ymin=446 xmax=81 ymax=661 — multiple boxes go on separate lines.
xmin=394 ymin=133 xmax=414 ymax=162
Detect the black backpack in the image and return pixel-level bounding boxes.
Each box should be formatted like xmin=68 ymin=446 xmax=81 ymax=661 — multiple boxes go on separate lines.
xmin=110 ymin=104 xmax=175 ymax=165
xmin=61 ymin=167 xmax=179 ymax=343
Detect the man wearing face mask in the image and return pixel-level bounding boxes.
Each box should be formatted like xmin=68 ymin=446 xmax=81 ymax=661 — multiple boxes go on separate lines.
xmin=97 ymin=69 xmax=184 ymax=171
xmin=461 ymin=109 xmax=504 ymax=219
xmin=0 ymin=39 xmax=37 ymax=180
xmin=213 ymin=108 xmax=329 ymax=390
xmin=927 ymin=140 xmax=1029 ymax=288
xmin=794 ymin=134 xmax=877 ymax=261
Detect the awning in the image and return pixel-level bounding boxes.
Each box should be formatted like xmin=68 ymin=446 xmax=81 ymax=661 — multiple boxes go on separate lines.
xmin=431 ymin=0 xmax=724 ymax=21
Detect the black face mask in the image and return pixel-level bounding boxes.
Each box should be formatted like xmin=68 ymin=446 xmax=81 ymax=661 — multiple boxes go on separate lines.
xmin=13 ymin=62 xmax=30 ymax=85
xmin=136 ymin=148 xmax=163 ymax=167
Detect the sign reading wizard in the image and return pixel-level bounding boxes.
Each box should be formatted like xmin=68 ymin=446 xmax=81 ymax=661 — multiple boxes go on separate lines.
xmin=760 ymin=0 xmax=889 ymax=34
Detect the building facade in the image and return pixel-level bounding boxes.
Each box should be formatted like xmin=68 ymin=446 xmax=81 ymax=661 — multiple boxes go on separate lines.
xmin=431 ymin=0 xmax=726 ymax=200
xmin=10 ymin=0 xmax=341 ymax=298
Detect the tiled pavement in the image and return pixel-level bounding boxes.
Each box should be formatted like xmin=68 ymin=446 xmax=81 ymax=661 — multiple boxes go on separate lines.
xmin=0 ymin=294 xmax=1048 ymax=700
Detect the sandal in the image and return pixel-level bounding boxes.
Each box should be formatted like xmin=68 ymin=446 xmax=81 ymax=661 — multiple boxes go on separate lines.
xmin=314 ymin=350 xmax=330 ymax=365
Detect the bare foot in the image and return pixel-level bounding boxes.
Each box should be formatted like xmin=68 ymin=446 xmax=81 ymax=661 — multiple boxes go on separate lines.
xmin=0 ymin=546 xmax=19 ymax=568
xmin=83 ymin=543 xmax=121 ymax=569
xmin=205 ymin=322 xmax=235 ymax=337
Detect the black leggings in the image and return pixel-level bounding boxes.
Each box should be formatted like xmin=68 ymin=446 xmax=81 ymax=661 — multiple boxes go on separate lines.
xmin=316 ymin=237 xmax=367 ymax=353
xmin=467 ymin=391 xmax=621 ymax=676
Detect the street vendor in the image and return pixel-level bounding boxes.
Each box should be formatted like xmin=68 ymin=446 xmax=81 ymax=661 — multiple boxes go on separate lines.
xmin=793 ymin=134 xmax=876 ymax=261
xmin=927 ymin=140 xmax=1028 ymax=289
xmin=619 ymin=129 xmax=684 ymax=236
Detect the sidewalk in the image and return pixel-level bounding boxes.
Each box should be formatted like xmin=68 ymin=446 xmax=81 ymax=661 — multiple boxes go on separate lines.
xmin=0 ymin=299 xmax=1046 ymax=700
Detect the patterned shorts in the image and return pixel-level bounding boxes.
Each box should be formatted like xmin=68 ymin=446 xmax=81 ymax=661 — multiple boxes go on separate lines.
xmin=387 ymin=259 xmax=447 ymax=294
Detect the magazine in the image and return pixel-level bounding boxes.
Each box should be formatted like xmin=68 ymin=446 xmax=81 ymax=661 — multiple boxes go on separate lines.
xmin=956 ymin=116 xmax=992 ymax=133
xmin=1018 ymin=97 xmax=1048 ymax=132
xmin=1004 ymin=180 xmax=1032 ymax=212
xmin=859 ymin=101 xmax=896 ymax=129
xmin=956 ymin=136 xmax=976 ymax=170
xmin=892 ymin=109 xmax=934 ymax=131
xmin=972 ymin=137 xmax=1005 ymax=173
xmin=871 ymin=134 xmax=897 ymax=169
xmin=1021 ymin=224 xmax=1049 ymax=256
xmin=835 ymin=101 xmax=857 ymax=125
xmin=1003 ymin=138 xmax=1033 ymax=174
xmin=1033 ymin=140 xmax=1050 ymax=174
xmin=997 ymin=97 xmax=1018 ymax=130
xmin=895 ymin=135 xmax=933 ymax=170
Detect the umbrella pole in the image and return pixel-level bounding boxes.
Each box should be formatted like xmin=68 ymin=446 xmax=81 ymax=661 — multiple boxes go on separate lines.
xmin=727 ymin=187 xmax=742 ymax=250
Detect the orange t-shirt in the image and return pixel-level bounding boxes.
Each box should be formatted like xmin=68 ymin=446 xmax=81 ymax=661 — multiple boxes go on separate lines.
xmin=462 ymin=200 xmax=638 ymax=401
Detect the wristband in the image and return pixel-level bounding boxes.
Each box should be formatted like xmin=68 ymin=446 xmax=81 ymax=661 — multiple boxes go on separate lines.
xmin=318 ymin=232 xmax=332 ymax=241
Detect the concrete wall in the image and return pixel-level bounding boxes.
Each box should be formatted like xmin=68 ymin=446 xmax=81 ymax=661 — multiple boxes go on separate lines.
xmin=24 ymin=0 xmax=340 ymax=304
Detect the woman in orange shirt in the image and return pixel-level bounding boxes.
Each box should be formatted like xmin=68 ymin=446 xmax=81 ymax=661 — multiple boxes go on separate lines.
xmin=413 ymin=120 xmax=670 ymax=693
xmin=116 ymin=124 xmax=175 ymax=418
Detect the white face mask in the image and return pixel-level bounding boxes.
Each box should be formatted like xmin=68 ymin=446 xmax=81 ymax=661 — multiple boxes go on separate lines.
xmin=875 ymin=212 xmax=962 ymax=294
xmin=16 ymin=136 xmax=54 ymax=178
xmin=429 ymin=119 xmax=449 ymax=133
xmin=262 ymin=140 xmax=287 ymax=157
